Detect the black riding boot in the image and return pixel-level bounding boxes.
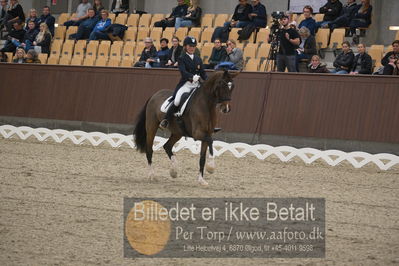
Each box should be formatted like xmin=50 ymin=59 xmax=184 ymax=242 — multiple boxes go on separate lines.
xmin=160 ymin=104 xmax=178 ymax=129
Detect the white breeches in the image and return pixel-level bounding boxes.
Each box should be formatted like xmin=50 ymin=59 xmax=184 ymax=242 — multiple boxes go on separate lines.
xmin=174 ymin=81 xmax=199 ymax=106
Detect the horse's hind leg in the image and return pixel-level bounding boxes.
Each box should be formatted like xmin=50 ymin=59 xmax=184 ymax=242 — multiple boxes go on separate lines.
xmin=146 ymin=120 xmax=158 ymax=181
xmin=198 ymin=140 xmax=209 ymax=186
xmin=206 ymin=137 xmax=215 ymax=174
xmin=163 ymin=134 xmax=182 ymax=178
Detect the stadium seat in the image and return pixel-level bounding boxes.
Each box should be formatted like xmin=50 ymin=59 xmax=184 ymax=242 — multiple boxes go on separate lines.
xmin=229 ymin=28 xmax=241 ymax=41
xmin=175 ymin=27 xmax=188 ymax=41
xmin=108 ymin=58 xmax=120 ymax=67
xmin=70 ymin=56 xmax=83 ymax=66
xmin=86 ymin=41 xmax=99 ymax=59
xmin=114 ymin=13 xmax=128 ymax=25
xmin=395 ymin=31 xmax=399 ymax=41
xmin=57 ymin=13 xmax=70 ymax=25
xmin=257 ymin=43 xmax=271 ymax=60
xmin=329 ymin=29 xmax=345 ymax=49
xmin=260 ymin=59 xmax=275 ymax=72
xmin=59 ymin=57 xmax=71 ymax=65
xmin=123 ymin=27 xmax=137 ymax=42
xmin=314 ymin=14 xmax=325 ymax=22
xmin=95 ymin=57 xmax=108 ymax=66
xmin=368 ymin=45 xmax=384 ymax=67
xmin=108 ymin=13 xmax=116 ymax=23
xmin=120 ymin=58 xmax=134 ymax=67
xmin=135 ymin=42 xmax=146 ymax=57
xmin=235 ymin=42 xmax=244 ymax=50
xmin=110 ymin=42 xmax=123 ymax=60
xmin=83 ymin=57 xmax=94 ymax=66
xmin=188 ymin=27 xmax=201 ymax=42
xmin=127 ymin=14 xmax=140 ymax=27
xmin=97 ymin=40 xmax=111 ymax=58
xmin=137 ymin=27 xmax=149 ymax=42
xmin=61 ymin=40 xmax=75 ymax=59
xmin=65 ymin=26 xmax=78 ymax=39
xmin=296 ymin=14 xmax=305 ymax=24
xmin=201 ymin=16 xmax=214 ymax=28
xmin=4 ymin=52 xmax=12 ymax=62
xmin=123 ymin=42 xmax=135 ymax=58
xmin=138 ymin=14 xmax=152 ymax=27
xmin=49 ymin=40 xmax=63 ymax=58
xmin=255 ymin=28 xmax=270 ymax=44
xmin=73 ymin=40 xmax=87 ymax=57
xmin=200 ymin=27 xmax=215 ymax=43
xmin=214 ymin=14 xmax=229 ymax=27
xmin=243 ymin=43 xmax=258 ymax=61
xmin=316 ymin=28 xmax=330 ymax=49
xmin=161 ymin=28 xmax=175 ymax=42
xmin=47 ymin=56 xmax=59 ymax=65
xmin=201 ymin=43 xmax=213 ymax=63
xmin=245 ymin=58 xmax=260 ymax=71
xmin=38 ymin=53 xmax=48 ymax=64
xmin=54 ymin=26 xmax=66 ymax=40
xmin=150 ymin=14 xmax=165 ymax=27
xmin=150 ymin=27 xmax=163 ymax=43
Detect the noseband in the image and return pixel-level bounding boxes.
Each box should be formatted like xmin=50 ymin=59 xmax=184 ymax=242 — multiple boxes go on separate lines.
xmin=216 ymin=80 xmax=232 ymax=103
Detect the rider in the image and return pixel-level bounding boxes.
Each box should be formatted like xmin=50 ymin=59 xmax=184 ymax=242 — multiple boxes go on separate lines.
xmin=160 ymin=36 xmax=207 ymax=128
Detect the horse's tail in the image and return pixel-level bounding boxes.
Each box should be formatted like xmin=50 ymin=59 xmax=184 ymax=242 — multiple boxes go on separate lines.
xmin=133 ymin=99 xmax=150 ymax=153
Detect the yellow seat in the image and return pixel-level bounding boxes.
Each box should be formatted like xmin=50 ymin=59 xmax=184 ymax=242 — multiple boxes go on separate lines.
xmin=137 ymin=27 xmax=149 ymax=42
xmin=54 ymin=26 xmax=66 ymax=40
xmin=123 ymin=27 xmax=137 ymax=42
xmin=188 ymin=27 xmax=201 ymax=42
xmin=175 ymin=27 xmax=188 ymax=41
xmin=296 ymin=14 xmax=305 ymax=24
xmin=201 ymin=16 xmax=214 ymax=29
xmin=47 ymin=56 xmax=59 ymax=65
xmin=38 ymin=53 xmax=48 ymax=64
xmin=150 ymin=14 xmax=165 ymax=27
xmin=97 ymin=40 xmax=111 ymax=58
xmin=49 ymin=39 xmax=63 ymax=58
xmin=73 ymin=40 xmax=87 ymax=57
xmin=61 ymin=40 xmax=75 ymax=59
xmin=114 ymin=13 xmax=128 ymax=25
xmin=120 ymin=58 xmax=133 ymax=67
xmin=316 ymin=28 xmax=330 ymax=49
xmin=65 ymin=26 xmax=78 ymax=39
xmin=245 ymin=58 xmax=260 ymax=71
xmin=200 ymin=27 xmax=214 ymax=43
xmin=229 ymin=28 xmax=241 ymax=41
xmin=138 ymin=14 xmax=152 ymax=27
xmin=161 ymin=28 xmax=175 ymax=42
xmin=83 ymin=57 xmax=94 ymax=66
xmin=243 ymin=43 xmax=258 ymax=61
xmin=314 ymin=14 xmax=324 ymax=22
xmin=108 ymin=58 xmax=120 ymax=67
xmin=201 ymin=43 xmax=213 ymax=63
xmin=214 ymin=14 xmax=229 ymax=28
xmin=256 ymin=28 xmax=270 ymax=44
xmin=150 ymin=27 xmax=163 ymax=43
xmin=57 ymin=13 xmax=70 ymax=25
xmin=110 ymin=42 xmax=123 ymax=60
xmin=86 ymin=41 xmax=99 ymax=59
xmin=123 ymin=42 xmax=136 ymax=58
xmin=396 ymin=30 xmax=399 ymax=41
xmin=127 ymin=14 xmax=140 ymax=27
xmin=95 ymin=57 xmax=108 ymax=66
xmin=260 ymin=59 xmax=275 ymax=72
xmin=135 ymin=42 xmax=146 ymax=57
xmin=108 ymin=13 xmax=116 ymax=23
xmin=70 ymin=56 xmax=83 ymax=66
xmin=59 ymin=57 xmax=71 ymax=65
xmin=368 ymin=45 xmax=384 ymax=67
xmin=257 ymin=43 xmax=271 ymax=60
xmin=329 ymin=29 xmax=346 ymax=49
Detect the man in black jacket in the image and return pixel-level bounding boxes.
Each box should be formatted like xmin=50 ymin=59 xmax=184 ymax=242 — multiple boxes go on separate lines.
xmin=349 ymin=43 xmax=372 ymax=75
xmin=316 ymin=0 xmax=343 ymax=29
xmin=37 ymin=6 xmax=55 ymax=36
xmin=204 ymin=38 xmax=227 ymax=69
xmin=0 ymin=0 xmax=8 ymax=30
xmin=111 ymin=0 xmax=129 ymax=15
xmin=154 ymin=0 xmax=188 ymax=30
xmin=224 ymin=0 xmax=253 ymax=28
xmin=160 ymin=36 xmax=207 ymax=129
xmin=327 ymin=0 xmax=358 ymax=30
xmin=0 ymin=19 xmax=24 ymax=52
xmin=381 ymin=40 xmax=399 ymax=67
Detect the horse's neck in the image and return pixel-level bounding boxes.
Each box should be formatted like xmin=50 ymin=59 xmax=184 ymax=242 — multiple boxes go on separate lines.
xmin=191 ymin=84 xmax=217 ymax=123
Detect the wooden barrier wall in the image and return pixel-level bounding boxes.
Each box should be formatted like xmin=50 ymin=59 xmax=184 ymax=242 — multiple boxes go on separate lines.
xmin=0 ymin=64 xmax=398 ymax=143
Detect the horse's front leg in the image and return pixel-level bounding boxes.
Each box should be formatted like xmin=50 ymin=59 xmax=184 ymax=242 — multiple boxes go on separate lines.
xmin=198 ymin=140 xmax=209 ymax=186
xmin=205 ymin=136 xmax=215 ymax=174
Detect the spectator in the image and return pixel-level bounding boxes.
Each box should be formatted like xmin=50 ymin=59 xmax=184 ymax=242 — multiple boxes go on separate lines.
xmin=350 ymin=0 xmax=372 ymax=44
xmin=111 ymin=0 xmax=129 ymax=15
xmin=37 ymin=6 xmax=55 ymax=36
xmin=273 ymin=15 xmax=300 ymax=73
xmin=152 ymin=38 xmax=170 ymax=68
xmin=316 ymin=0 xmax=343 ymax=29
xmin=89 ymin=9 xmax=111 ymax=40
xmin=4 ymin=0 xmax=24 ymax=32
xmin=0 ymin=0 xmax=8 ymax=30
xmin=248 ymin=0 xmax=267 ymax=28
xmin=308 ymin=55 xmax=330 ymax=73
xmin=326 ymin=0 xmax=357 ymax=30
xmin=298 ymin=5 xmax=316 ymax=36
xmin=12 ymin=20 xmax=38 ymax=51
xmin=381 ymin=40 xmax=399 ymax=67
xmin=32 ymin=22 xmax=52 ymax=55
xmin=382 ymin=56 xmax=399 ymax=76
xmin=25 ymin=49 xmax=41 ymax=64
xmin=93 ymin=0 xmax=105 ymax=16
xmin=219 ymin=39 xmax=243 ymax=70
xmin=349 ymin=43 xmax=372 ymax=75
xmin=331 ymin=41 xmax=354 ymax=74
xmin=134 ymin=37 xmax=157 ymax=67
xmin=224 ymin=0 xmax=253 ymax=28
xmin=154 ymin=0 xmax=188 ymax=30
xmin=296 ymin=27 xmax=317 ymax=71
xmin=204 ymin=38 xmax=227 ymax=69
xmin=12 ymin=47 xmax=25 ymax=63
xmin=175 ymin=0 xmax=202 ymax=30
xmin=166 ymin=36 xmax=183 ymax=68
xmin=25 ymin=9 xmax=39 ymax=31
xmin=64 ymin=0 xmax=92 ymax=28
xmin=0 ymin=51 xmax=8 ymax=62
xmin=0 ymin=20 xmax=25 ymax=53
xmin=70 ymin=8 xmax=99 ymax=40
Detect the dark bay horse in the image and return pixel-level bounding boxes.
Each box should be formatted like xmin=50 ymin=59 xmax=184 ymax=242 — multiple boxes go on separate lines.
xmin=133 ymin=70 xmax=238 ymax=186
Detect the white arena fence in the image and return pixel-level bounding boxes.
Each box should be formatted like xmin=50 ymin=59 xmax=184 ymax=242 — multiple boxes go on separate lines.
xmin=0 ymin=125 xmax=398 ymax=171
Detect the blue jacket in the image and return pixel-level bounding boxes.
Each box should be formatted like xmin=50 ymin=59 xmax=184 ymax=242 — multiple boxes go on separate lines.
xmin=37 ymin=14 xmax=55 ymax=36
xmin=156 ymin=47 xmax=170 ymax=66
xmin=250 ymin=3 xmax=267 ymax=28
xmin=298 ymin=17 xmax=317 ymax=36
xmin=92 ymin=18 xmax=111 ymax=33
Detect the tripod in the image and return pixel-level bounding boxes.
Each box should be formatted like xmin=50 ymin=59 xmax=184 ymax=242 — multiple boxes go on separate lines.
xmin=264 ymin=34 xmax=280 ymax=72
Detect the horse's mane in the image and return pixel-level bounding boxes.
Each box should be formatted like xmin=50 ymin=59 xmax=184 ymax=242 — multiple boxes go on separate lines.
xmin=202 ymin=71 xmax=225 ymax=91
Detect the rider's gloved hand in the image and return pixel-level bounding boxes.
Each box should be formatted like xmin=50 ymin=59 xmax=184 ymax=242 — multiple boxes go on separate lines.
xmin=192 ymin=74 xmax=200 ymax=83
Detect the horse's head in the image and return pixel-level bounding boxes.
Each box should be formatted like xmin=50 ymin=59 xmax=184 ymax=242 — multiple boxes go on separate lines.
xmin=213 ymin=69 xmax=239 ymax=114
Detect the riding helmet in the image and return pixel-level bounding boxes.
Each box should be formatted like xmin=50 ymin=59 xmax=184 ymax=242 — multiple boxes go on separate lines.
xmin=183 ymin=36 xmax=197 ymax=46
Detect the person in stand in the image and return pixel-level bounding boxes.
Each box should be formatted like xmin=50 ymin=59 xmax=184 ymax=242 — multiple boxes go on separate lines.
xmin=349 ymin=43 xmax=372 ymax=75
xmin=331 ymin=41 xmax=354 ymax=74
xmin=4 ymin=0 xmax=24 ymax=32
xmin=381 ymin=40 xmax=399 ymax=67
xmin=154 ymin=0 xmax=188 ymax=30
xmin=308 ymin=55 xmax=330 ymax=73
xmin=165 ymin=36 xmax=183 ymax=68
xmin=298 ymin=5 xmax=316 ymax=36
xmin=63 ymin=0 xmax=92 ymax=28
xmin=13 ymin=20 xmax=38 ymax=51
xmin=0 ymin=19 xmax=25 ymax=53
xmin=325 ymin=0 xmax=358 ymax=30
xmin=133 ymin=37 xmax=157 ymax=67
xmin=224 ymin=0 xmax=253 ymax=28
xmin=93 ymin=0 xmax=105 ymax=16
xmin=24 ymin=8 xmax=39 ymax=31
xmin=0 ymin=0 xmax=8 ymax=30
xmin=160 ymin=36 xmax=207 ymax=129
xmin=12 ymin=46 xmax=25 ymax=63
xmin=111 ymin=0 xmax=129 ymax=15
xmin=37 ymin=6 xmax=55 ymax=36
xmin=174 ymin=0 xmax=202 ymax=30
xmin=70 ymin=8 xmax=99 ymax=40
xmin=24 ymin=49 xmax=41 ymax=63
xmin=151 ymin=38 xmax=170 ymax=68
xmin=350 ymin=0 xmax=372 ymax=44
xmin=316 ymin=0 xmax=343 ymax=30
xmin=248 ymin=0 xmax=267 ymax=28
xmin=31 ymin=22 xmax=52 ymax=55
xmin=88 ymin=9 xmax=111 ymax=40
xmin=204 ymin=38 xmax=227 ymax=69
xmin=296 ymin=26 xmax=316 ymax=72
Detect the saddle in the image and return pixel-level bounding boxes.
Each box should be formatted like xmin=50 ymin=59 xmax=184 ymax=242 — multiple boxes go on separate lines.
xmin=160 ymin=85 xmax=198 ymax=117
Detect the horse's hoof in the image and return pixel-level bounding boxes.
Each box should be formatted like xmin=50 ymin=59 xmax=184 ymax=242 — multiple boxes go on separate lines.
xmin=198 ymin=175 xmax=209 ymax=186
xmin=169 ymin=168 xmax=178 ymax=178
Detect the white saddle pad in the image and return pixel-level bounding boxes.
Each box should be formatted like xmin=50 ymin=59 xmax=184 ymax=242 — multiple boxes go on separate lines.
xmin=160 ymin=83 xmax=198 ymax=117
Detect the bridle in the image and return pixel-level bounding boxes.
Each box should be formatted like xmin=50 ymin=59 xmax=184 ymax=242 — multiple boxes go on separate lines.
xmin=216 ymin=80 xmax=233 ymax=103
